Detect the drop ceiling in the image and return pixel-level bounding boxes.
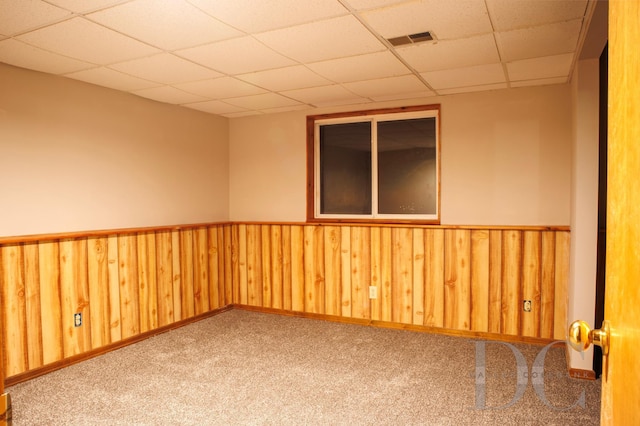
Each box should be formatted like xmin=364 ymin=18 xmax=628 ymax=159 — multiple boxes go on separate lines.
xmin=0 ymin=0 xmax=595 ymax=118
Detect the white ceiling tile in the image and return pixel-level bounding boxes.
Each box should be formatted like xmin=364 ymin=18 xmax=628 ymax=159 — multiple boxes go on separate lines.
xmin=224 ymin=93 xmax=302 ymax=110
xmin=507 ymin=53 xmax=574 ymax=81
xmin=184 ymin=100 xmax=247 ymax=115
xmin=0 ymin=38 xmax=94 ymax=74
xmin=496 ymin=19 xmax=583 ymax=62
xmin=17 ymin=17 xmax=160 ymax=65
xmin=176 ymin=36 xmax=296 ymax=75
xmin=343 ymin=0 xmax=407 ymax=11
xmin=109 ymin=53 xmax=221 ymax=84
xmin=0 ymin=0 xmax=72 ymax=35
xmin=187 ymin=0 xmax=347 ymax=33
xmin=132 ymin=86 xmax=209 ymax=104
xmin=281 ymin=85 xmax=367 ymax=107
xmin=421 ymin=63 xmax=505 ymax=90
xmin=45 ymin=0 xmax=130 ymax=13
xmin=88 ymin=0 xmax=242 ymax=50
xmin=261 ymin=104 xmax=312 ymax=115
xmin=510 ymin=77 xmax=568 ymax=88
xmin=175 ymin=77 xmax=266 ymax=99
xmin=486 ymin=0 xmax=588 ymax=31
xmin=237 ymin=65 xmax=331 ymax=92
xmin=256 ymin=15 xmax=386 ymax=63
xmin=223 ymin=111 xmax=265 ymax=118
xmin=361 ymin=0 xmax=492 ymax=40
xmin=343 ymin=75 xmax=430 ymax=99
xmin=65 ymin=67 xmax=159 ymax=91
xmin=374 ymin=90 xmax=436 ymax=102
xmin=397 ymin=34 xmax=500 ymax=72
xmin=307 ymin=51 xmax=410 ymax=83
xmin=437 ymin=82 xmax=508 ymax=95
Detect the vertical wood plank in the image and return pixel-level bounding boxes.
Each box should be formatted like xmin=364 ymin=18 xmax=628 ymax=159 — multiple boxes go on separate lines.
xmin=304 ymin=226 xmax=324 ymax=314
xmin=136 ymin=232 xmax=158 ymax=333
xmin=23 ymin=243 xmax=43 ymax=370
xmin=171 ymin=230 xmax=182 ymax=321
xmin=59 ymin=239 xmax=91 ymax=357
xmin=118 ymin=235 xmax=140 ymax=339
xmin=261 ymin=225 xmax=272 ymax=308
xmin=424 ymin=229 xmax=444 ymax=327
xmin=323 ymin=226 xmax=341 ymax=316
xmin=87 ymin=237 xmax=110 ymax=349
xmin=471 ymin=230 xmax=490 ymax=332
xmin=282 ymin=225 xmax=293 ymax=311
xmin=207 ymin=226 xmax=221 ymax=310
xmin=107 ymin=236 xmax=122 ymax=342
xmin=501 ymin=230 xmax=522 ymax=336
xmin=350 ymin=227 xmax=370 ymax=319
xmin=290 ymin=225 xmax=305 ymax=312
xmin=39 ymin=241 xmax=63 ymax=365
xmin=540 ymin=231 xmax=556 ymax=339
xmin=412 ymin=229 xmax=425 ymax=326
xmin=193 ymin=228 xmax=210 ymax=315
xmin=237 ymin=224 xmax=248 ymax=305
xmin=340 ymin=227 xmax=352 ymax=317
xmin=392 ymin=227 xmax=413 ymax=324
xmin=379 ymin=227 xmax=393 ymax=322
xmin=444 ymin=230 xmax=471 ymax=330
xmin=554 ymin=231 xmax=570 ymax=340
xmin=370 ymin=227 xmax=381 ymax=321
xmin=246 ymin=225 xmax=263 ymax=307
xmin=270 ymin=225 xmax=283 ymax=310
xmin=156 ymin=231 xmax=174 ymax=327
xmin=180 ymin=230 xmax=195 ymax=318
xmin=521 ymin=231 xmax=541 ymax=338
xmin=226 ymin=224 xmax=236 ymax=305
xmin=1 ymin=244 xmax=28 ymax=375
xmin=488 ymin=231 xmax=503 ymax=334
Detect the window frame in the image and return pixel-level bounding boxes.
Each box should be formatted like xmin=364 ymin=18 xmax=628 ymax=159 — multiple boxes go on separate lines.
xmin=306 ymin=104 xmax=441 ymax=224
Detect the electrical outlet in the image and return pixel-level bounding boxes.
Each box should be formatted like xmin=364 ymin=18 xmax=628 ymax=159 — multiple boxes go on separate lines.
xmin=74 ymin=313 xmax=82 ymax=327
xmin=369 ymin=286 xmax=378 ymax=299
xmin=523 ymin=300 xmax=532 ymax=312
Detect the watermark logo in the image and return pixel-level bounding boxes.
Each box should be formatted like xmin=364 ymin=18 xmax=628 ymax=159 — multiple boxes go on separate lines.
xmin=473 ymin=341 xmax=586 ymax=411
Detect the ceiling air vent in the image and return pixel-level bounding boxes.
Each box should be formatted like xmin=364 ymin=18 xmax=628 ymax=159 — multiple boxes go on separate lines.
xmin=387 ymin=31 xmax=435 ymax=47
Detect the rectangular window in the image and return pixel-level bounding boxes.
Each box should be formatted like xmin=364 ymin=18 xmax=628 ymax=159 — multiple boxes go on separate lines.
xmin=307 ymin=105 xmax=440 ymax=223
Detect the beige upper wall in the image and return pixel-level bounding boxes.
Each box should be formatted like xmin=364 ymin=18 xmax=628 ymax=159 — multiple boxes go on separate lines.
xmin=0 ymin=63 xmax=229 ymax=238
xmin=230 ymin=84 xmax=572 ymax=226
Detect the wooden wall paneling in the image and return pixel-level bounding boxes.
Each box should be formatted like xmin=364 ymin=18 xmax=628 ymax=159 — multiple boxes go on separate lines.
xmin=379 ymin=227 xmax=393 ymax=323
xmin=521 ymin=231 xmax=542 ymax=338
xmin=193 ymin=228 xmax=210 ymax=315
xmin=540 ymin=232 xmax=556 ymax=339
xmin=260 ymin=225 xmax=272 ymax=308
xmin=59 ymin=238 xmax=91 ymax=357
xmin=370 ymin=227 xmax=381 ymax=321
xmin=290 ymin=226 xmax=305 ymax=312
xmin=424 ymin=229 xmax=444 ymax=327
xmin=270 ymin=225 xmax=284 ymax=310
xmin=324 ymin=226 xmax=341 ymax=316
xmin=179 ymin=230 xmax=195 ymax=318
xmin=245 ymin=225 xmax=263 ymax=307
xmin=23 ymin=243 xmax=43 ymax=370
xmin=220 ymin=226 xmax=231 ymax=307
xmin=170 ymin=230 xmax=182 ymax=322
xmin=87 ymin=237 xmax=110 ymax=349
xmin=444 ymin=230 xmax=471 ymax=330
xmin=281 ymin=225 xmax=292 ymax=311
xmin=487 ymin=231 xmax=503 ymax=334
xmin=207 ymin=227 xmax=221 ymax=310
xmin=350 ymin=227 xmax=370 ymax=320
xmin=501 ymin=230 xmax=522 ymax=336
xmin=237 ymin=224 xmax=248 ymax=305
xmin=304 ymin=226 xmax=324 ymax=314
xmin=392 ymin=227 xmax=413 ymax=324
xmin=118 ymin=235 xmax=140 ymax=339
xmin=137 ymin=232 xmax=158 ymax=333
xmin=106 ymin=235 xmax=122 ymax=342
xmin=553 ymin=231 xmax=570 ymax=340
xmin=38 ymin=241 xmax=63 ymax=365
xmin=470 ymin=230 xmax=490 ymax=332
xmin=1 ymin=244 xmax=28 ymax=376
xmin=227 ymin=225 xmax=237 ymax=305
xmin=155 ymin=231 xmax=174 ymax=327
xmin=340 ymin=226 xmax=352 ymax=317
xmin=412 ymin=229 xmax=425 ymax=326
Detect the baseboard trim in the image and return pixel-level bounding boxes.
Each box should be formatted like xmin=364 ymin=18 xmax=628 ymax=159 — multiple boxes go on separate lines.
xmin=0 ymin=392 xmax=11 ymax=424
xmin=4 ymin=306 xmax=232 ymax=388
xmin=564 ymin=343 xmax=597 ymax=380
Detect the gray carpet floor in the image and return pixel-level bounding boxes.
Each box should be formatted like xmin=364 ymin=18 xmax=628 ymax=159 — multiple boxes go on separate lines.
xmin=8 ymin=309 xmax=601 ymax=425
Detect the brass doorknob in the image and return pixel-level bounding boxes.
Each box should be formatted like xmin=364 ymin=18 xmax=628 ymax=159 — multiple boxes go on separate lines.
xmin=568 ymin=320 xmax=610 ymax=355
